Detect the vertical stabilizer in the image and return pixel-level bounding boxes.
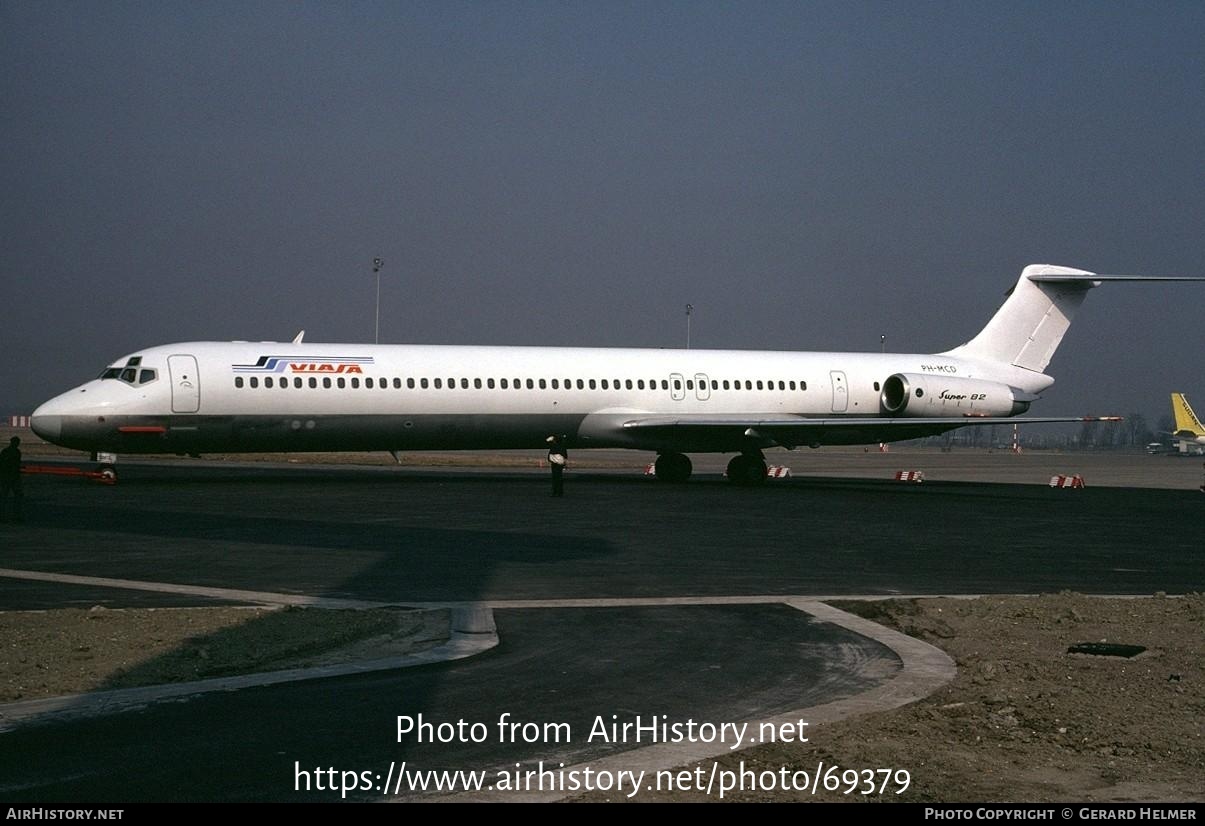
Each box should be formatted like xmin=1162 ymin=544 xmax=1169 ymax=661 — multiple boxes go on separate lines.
xmin=942 ymin=265 xmax=1099 ymax=373
xmin=1171 ymin=393 xmax=1205 ymax=437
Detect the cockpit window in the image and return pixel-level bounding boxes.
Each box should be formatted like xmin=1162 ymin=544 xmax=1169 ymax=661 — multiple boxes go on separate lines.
xmin=100 ymin=363 xmax=156 ymax=385
xmin=127 ymin=356 xmax=142 ymax=367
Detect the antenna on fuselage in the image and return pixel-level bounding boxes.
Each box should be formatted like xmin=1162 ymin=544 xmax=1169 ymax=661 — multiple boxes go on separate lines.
xmin=292 ymin=330 xmax=305 ymax=344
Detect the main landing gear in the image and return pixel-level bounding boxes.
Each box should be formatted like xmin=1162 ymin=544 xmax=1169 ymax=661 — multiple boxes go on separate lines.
xmin=652 ymin=451 xmax=770 ymax=485
xmin=726 ymin=452 xmax=768 ymax=486
xmin=653 ymin=452 xmax=693 ymax=483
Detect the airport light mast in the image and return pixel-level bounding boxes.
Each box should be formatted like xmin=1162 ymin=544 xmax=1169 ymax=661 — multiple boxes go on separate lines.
xmin=373 ymin=257 xmax=384 ymax=344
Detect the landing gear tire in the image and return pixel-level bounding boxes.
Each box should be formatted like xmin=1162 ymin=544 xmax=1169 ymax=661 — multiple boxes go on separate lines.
xmin=726 ymin=454 xmax=768 ymax=486
xmin=654 ymin=452 xmax=693 ymax=483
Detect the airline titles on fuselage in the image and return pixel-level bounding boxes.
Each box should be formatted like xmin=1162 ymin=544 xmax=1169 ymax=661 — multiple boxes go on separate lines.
xmin=232 ymin=356 xmax=374 ymax=374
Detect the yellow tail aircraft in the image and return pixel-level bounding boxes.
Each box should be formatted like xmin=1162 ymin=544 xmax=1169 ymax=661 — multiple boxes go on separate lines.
xmin=1170 ymin=393 xmax=1205 ymax=454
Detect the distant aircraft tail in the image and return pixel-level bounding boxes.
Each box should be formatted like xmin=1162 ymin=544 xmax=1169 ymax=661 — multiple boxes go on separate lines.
xmin=942 ymin=265 xmax=1205 ymax=374
xmin=1171 ymin=393 xmax=1205 ymax=438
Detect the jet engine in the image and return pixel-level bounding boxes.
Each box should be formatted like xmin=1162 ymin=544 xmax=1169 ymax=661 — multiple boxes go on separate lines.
xmin=880 ymin=373 xmax=1032 ymax=417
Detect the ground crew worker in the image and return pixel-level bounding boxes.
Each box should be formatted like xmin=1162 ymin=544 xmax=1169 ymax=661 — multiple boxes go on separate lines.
xmin=0 ymin=436 xmax=24 ymax=522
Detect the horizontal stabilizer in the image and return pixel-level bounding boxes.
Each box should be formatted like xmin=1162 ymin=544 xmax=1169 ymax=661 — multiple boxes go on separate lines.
xmin=1029 ymin=274 xmax=1205 ymax=283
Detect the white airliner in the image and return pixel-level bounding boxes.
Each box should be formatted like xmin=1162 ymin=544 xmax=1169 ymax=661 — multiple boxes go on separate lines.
xmin=30 ymin=264 xmax=1203 ymax=484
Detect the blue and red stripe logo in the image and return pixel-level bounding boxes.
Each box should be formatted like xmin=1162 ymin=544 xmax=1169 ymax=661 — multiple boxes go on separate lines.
xmin=232 ymin=356 xmax=375 ymax=374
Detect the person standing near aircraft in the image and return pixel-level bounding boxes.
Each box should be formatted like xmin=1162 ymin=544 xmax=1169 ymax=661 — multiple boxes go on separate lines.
xmin=547 ymin=435 xmax=567 ymax=497
xmin=0 ymin=436 xmax=24 ymax=522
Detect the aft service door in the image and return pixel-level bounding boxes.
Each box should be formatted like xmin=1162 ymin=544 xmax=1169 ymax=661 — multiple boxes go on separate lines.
xmin=169 ymin=355 xmax=200 ymax=413
xmin=830 ymin=370 xmax=848 ymax=413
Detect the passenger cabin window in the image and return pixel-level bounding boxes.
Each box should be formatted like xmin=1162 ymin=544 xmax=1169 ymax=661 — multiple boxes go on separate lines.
xmin=309 ymin=377 xmax=317 ymax=388
xmin=265 ymin=377 xmax=274 ymax=388
xmin=323 ymin=377 xmax=332 ymax=388
xmin=235 ymin=377 xmax=244 ymax=388
xmin=249 ymin=377 xmax=259 ymax=388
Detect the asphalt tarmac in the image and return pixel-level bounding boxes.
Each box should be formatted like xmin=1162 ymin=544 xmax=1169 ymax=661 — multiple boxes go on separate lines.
xmin=3 ymin=459 xmax=1200 ymax=602
xmin=0 ymin=456 xmax=1200 ymax=802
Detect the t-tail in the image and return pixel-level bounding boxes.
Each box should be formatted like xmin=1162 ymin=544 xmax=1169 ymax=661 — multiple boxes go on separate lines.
xmin=943 ymin=264 xmax=1205 ymax=375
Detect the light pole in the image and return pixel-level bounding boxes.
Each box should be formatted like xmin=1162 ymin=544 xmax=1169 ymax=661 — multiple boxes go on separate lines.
xmin=373 ymin=257 xmax=384 ymax=344
xmin=685 ymin=304 xmax=693 ymax=349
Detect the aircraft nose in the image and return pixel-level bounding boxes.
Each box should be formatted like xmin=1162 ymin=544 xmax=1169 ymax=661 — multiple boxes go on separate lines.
xmin=30 ymin=408 xmax=62 ymax=443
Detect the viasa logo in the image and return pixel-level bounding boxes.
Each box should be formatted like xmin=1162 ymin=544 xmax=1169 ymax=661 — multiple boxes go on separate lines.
xmin=233 ymin=356 xmax=375 ymax=374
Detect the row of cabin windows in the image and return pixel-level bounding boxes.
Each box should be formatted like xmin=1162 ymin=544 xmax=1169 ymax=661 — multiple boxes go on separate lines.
xmin=233 ymin=375 xmax=810 ymax=392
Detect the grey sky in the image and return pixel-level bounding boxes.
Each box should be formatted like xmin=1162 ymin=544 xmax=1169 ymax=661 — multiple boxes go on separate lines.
xmin=2 ymin=1 xmax=1203 ymax=425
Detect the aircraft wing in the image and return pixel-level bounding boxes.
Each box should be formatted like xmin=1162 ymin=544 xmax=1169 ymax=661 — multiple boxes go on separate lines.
xmin=621 ymin=414 xmax=1120 ymax=449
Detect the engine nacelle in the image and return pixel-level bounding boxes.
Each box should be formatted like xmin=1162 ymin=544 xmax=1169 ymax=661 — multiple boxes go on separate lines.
xmin=880 ymin=373 xmax=1031 ymax=417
